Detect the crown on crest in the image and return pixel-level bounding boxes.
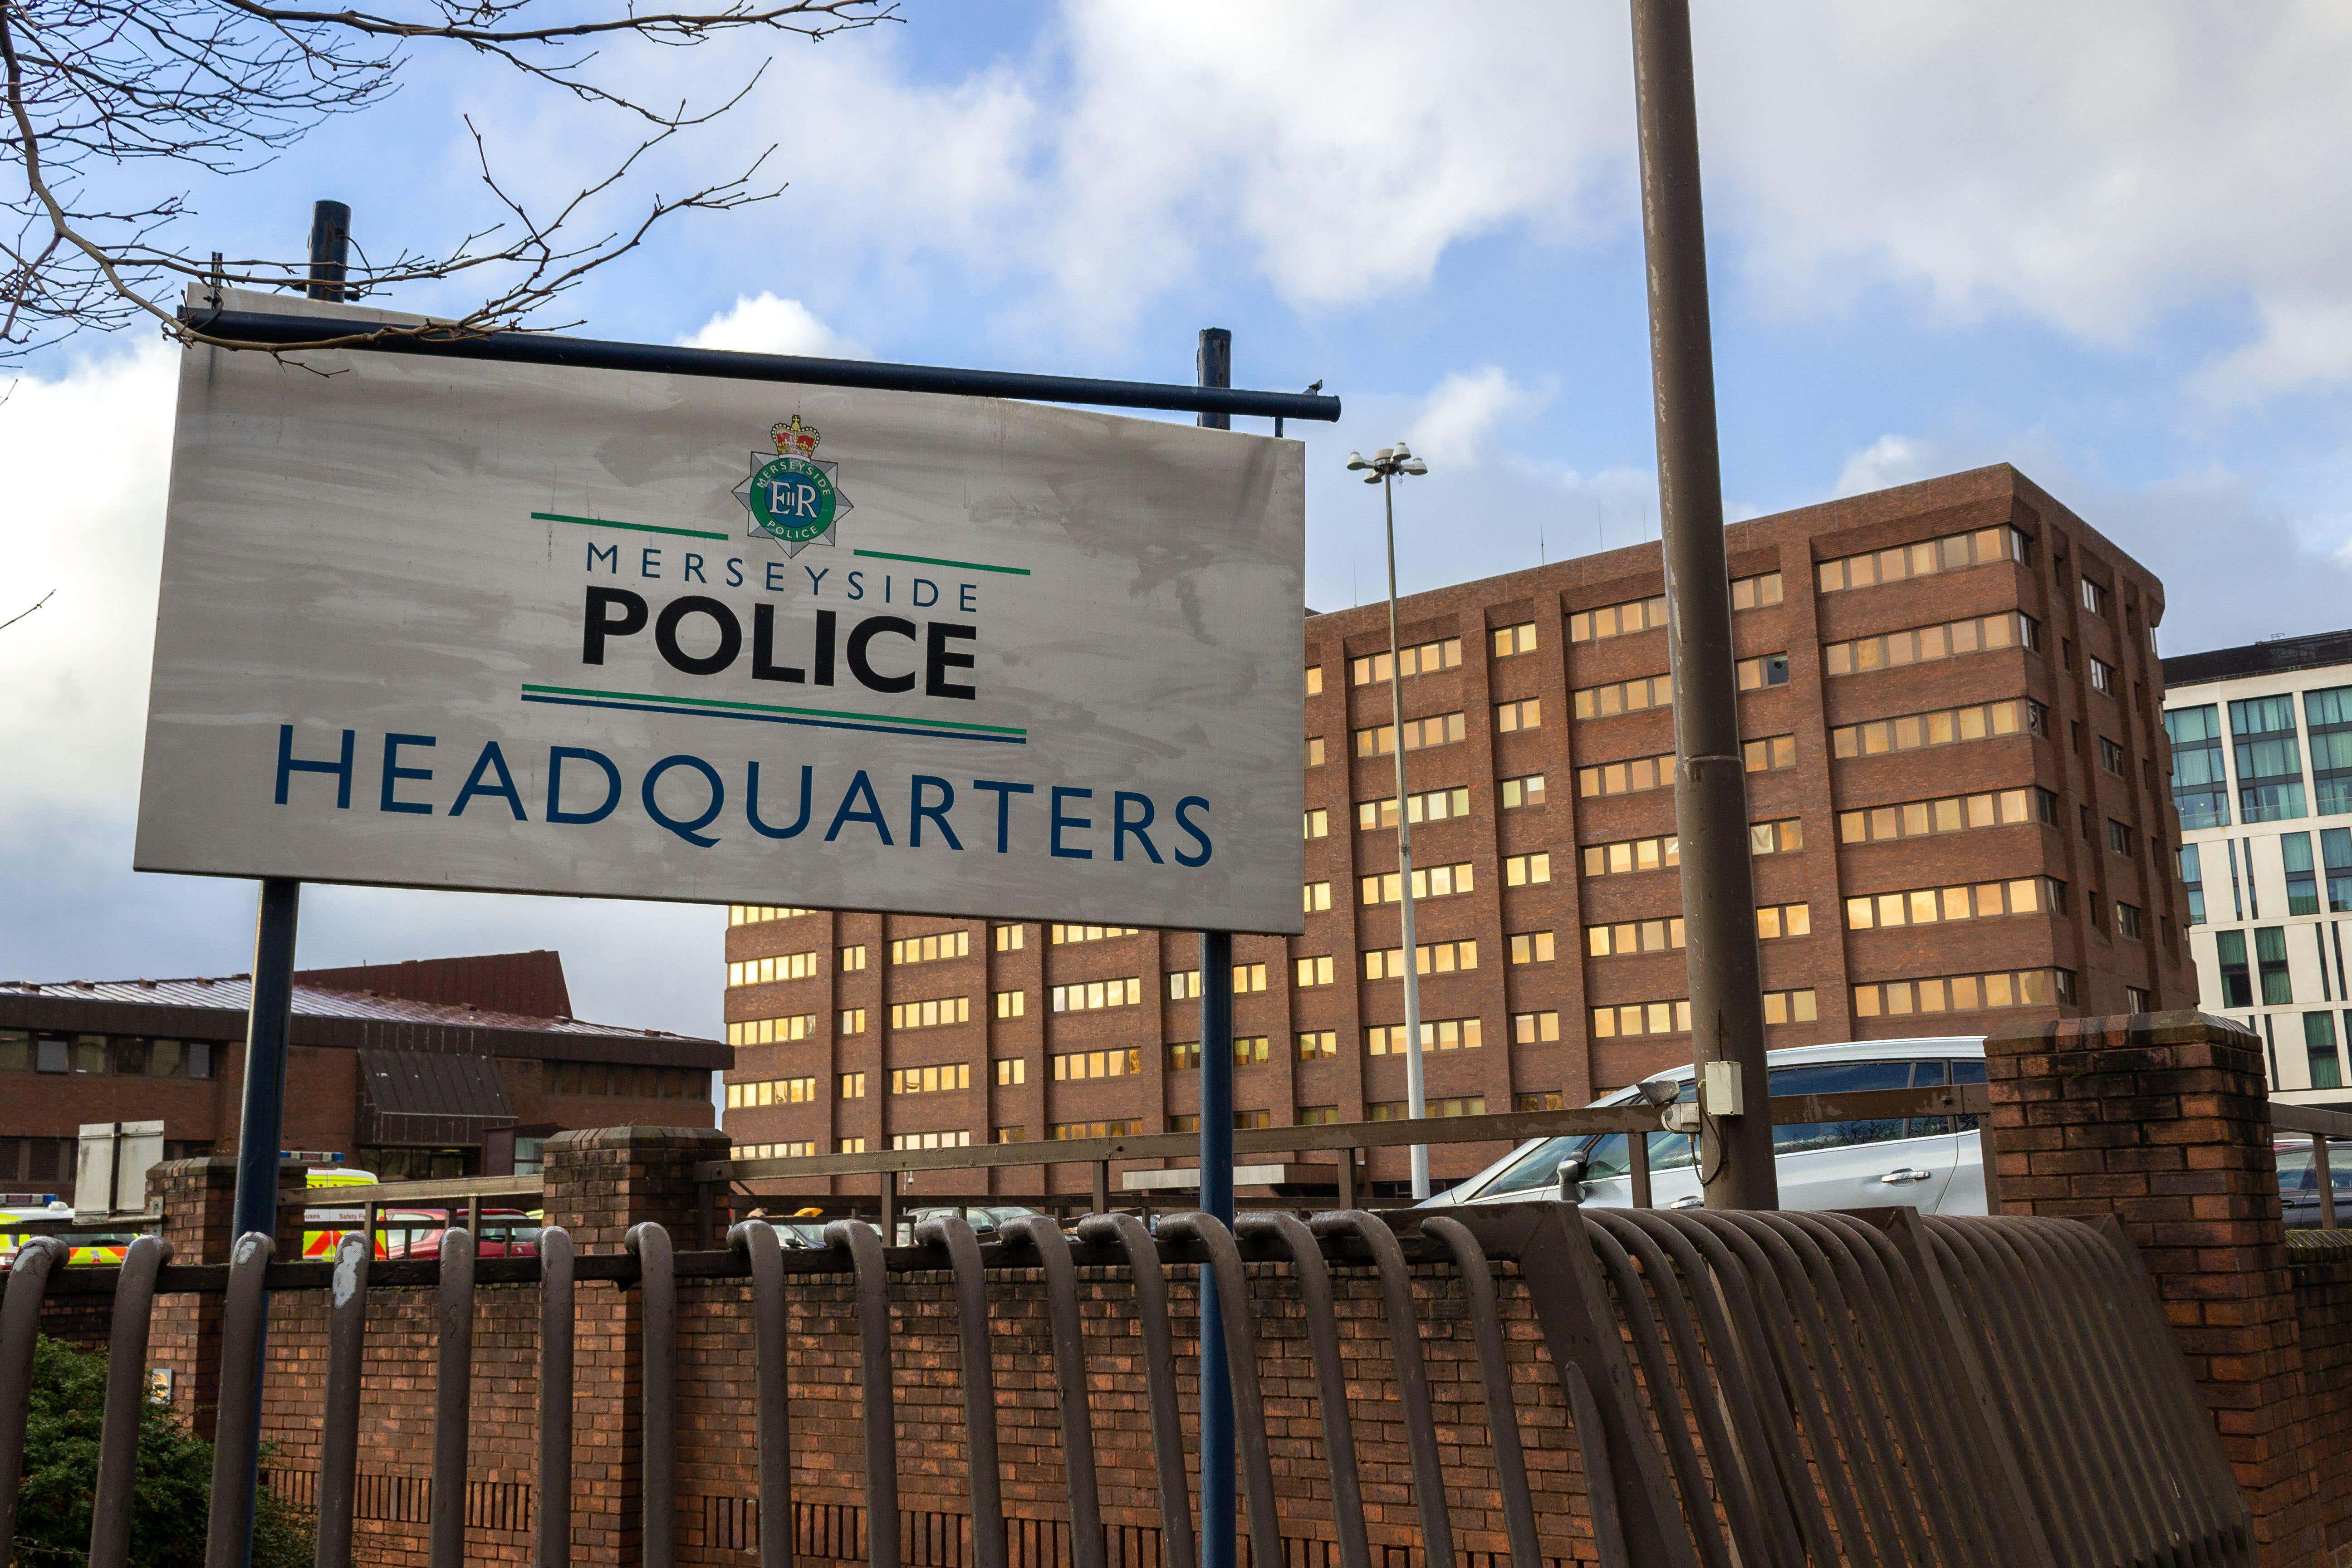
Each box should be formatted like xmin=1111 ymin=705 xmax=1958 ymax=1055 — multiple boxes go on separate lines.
xmin=771 ymin=416 xmax=821 ymax=457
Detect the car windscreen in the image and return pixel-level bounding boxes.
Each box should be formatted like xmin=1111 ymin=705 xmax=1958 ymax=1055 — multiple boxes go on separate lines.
xmin=1471 ymin=1080 xmax=1698 ymax=1198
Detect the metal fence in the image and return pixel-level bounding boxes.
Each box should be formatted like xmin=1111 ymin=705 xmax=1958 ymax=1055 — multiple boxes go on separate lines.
xmin=0 ymin=1194 xmax=2247 ymax=1568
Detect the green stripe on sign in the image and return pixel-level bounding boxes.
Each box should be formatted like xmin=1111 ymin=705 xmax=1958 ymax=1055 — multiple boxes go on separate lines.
xmin=534 ymin=511 xmax=730 ymax=543
xmin=519 ymin=683 xmax=1029 ymax=737
xmin=852 ymin=548 xmax=1030 ymax=577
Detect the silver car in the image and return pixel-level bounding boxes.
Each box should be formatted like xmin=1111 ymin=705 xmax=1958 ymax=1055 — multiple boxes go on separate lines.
xmin=1420 ymin=1036 xmax=1989 ymax=1213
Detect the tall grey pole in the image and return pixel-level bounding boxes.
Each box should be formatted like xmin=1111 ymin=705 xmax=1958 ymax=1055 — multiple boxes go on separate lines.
xmin=1628 ymin=0 xmax=1778 ymax=1209
xmin=1194 ymin=326 xmax=1238 ymax=1568
xmin=1379 ymin=474 xmax=1431 ymax=1199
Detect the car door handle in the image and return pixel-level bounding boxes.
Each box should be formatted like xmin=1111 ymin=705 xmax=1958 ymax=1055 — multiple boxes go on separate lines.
xmin=1668 ymin=1195 xmax=1703 ymax=1209
xmin=1880 ymin=1167 xmax=1934 ymax=1184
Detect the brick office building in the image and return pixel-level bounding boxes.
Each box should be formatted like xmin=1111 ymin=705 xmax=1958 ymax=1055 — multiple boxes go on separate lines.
xmin=0 ymin=950 xmax=721 ymax=1188
xmin=719 ymin=465 xmax=2191 ymax=1193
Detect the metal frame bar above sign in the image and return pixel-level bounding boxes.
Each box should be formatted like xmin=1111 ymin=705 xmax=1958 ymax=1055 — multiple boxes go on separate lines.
xmin=177 ymin=307 xmax=1344 ymax=424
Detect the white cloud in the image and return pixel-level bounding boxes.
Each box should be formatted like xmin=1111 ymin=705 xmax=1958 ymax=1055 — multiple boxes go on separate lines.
xmin=1833 ymin=435 xmax=1937 ymax=498
xmin=1407 ymin=368 xmax=1545 ymax=468
xmin=681 ymin=293 xmax=870 ymax=358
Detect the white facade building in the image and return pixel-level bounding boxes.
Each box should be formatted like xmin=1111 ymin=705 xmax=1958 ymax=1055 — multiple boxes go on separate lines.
xmin=2163 ymin=630 xmax=2352 ymax=1107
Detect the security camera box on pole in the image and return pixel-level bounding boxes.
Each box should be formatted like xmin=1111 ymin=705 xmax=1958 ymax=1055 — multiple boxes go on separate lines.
xmin=135 ymin=289 xmax=1307 ymax=935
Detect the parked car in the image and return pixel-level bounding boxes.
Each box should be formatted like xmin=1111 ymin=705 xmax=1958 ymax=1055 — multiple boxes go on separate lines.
xmin=1419 ymin=1036 xmax=1989 ymax=1214
xmin=2276 ymin=1138 xmax=2352 ymax=1229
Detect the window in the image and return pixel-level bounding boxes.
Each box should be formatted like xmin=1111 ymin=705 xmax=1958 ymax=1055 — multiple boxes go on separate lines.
xmin=1166 ymin=964 xmax=1268 ymax=998
xmin=2231 ymin=696 xmax=2308 ymax=823
xmin=1298 ymin=1105 xmax=1342 ymax=1126
xmin=839 ymin=1072 xmax=867 ymax=1098
xmin=1831 ymin=699 xmax=2043 ymax=759
xmin=888 ymin=996 xmax=970 ymax=1029
xmin=1303 ymin=808 xmax=1329 ymax=840
xmin=1569 ymin=593 xmax=1667 ymax=643
xmin=993 ymin=1127 xmax=1025 ymax=1145
xmin=1514 ymin=1092 xmax=1568 ymax=1112
xmin=1573 ymin=674 xmax=1671 ymax=720
xmin=2116 ymin=902 xmax=2143 ymax=938
xmin=1503 ymin=853 xmax=1551 ymax=887
xmin=994 ymin=1058 xmax=1024 ymax=1086
xmin=1591 ymin=1000 xmax=1692 ymax=1038
xmin=838 ymin=1137 xmax=868 ymax=1155
xmin=1736 ymin=653 xmax=1791 ymax=691
xmin=1578 ymin=751 xmax=1674 ymax=797
xmin=1167 ymin=1041 xmax=1201 ymax=1071
xmin=2286 ymin=833 xmax=2321 ymax=916
xmin=725 ymin=1076 xmax=818 ymax=1108
xmin=1499 ymin=774 xmax=1547 ymax=809
xmin=1307 ymin=736 xmax=1326 ymax=768
xmin=1588 ymin=918 xmax=1682 ymax=956
xmin=890 ymin=1063 xmax=971 ymax=1094
xmin=725 ymin=1014 xmax=819 ymax=1046
xmin=2307 ymin=687 xmax=2352 ymax=816
xmin=1762 ymin=990 xmax=1818 ymax=1025
xmin=2216 ymin=931 xmax=2252 ymax=1009
xmin=1295 ymin=954 xmax=1335 ymax=988
xmin=2326 ymin=828 xmax=2352 ymax=913
xmin=1495 ymin=698 xmax=1542 ymax=734
xmin=1050 ymin=924 xmax=1139 ymax=945
xmin=2099 ymin=736 xmax=2125 ymax=775
xmin=1838 ymin=787 xmax=2045 ymax=843
xmin=2180 ymin=845 xmax=2206 ymax=926
xmin=1823 ymin=613 xmax=2038 ymax=677
xmin=1730 ymin=571 xmax=1783 ymax=610
xmin=890 ymin=930 xmax=970 ymax=965
xmin=1815 ymin=525 xmax=2029 ymax=593
xmin=2164 ymin=706 xmax=2230 ymax=829
xmin=733 ymin=1141 xmax=816 ymax=1160
xmin=1851 ymin=969 xmax=2075 ymax=1018
xmin=2127 ymin=987 xmax=2151 ymax=1014
xmin=2259 ymin=927 xmax=2293 ymax=1005
xmin=2310 ymin=1013 xmax=2345 ymax=1091
xmin=893 ymin=1130 xmax=973 ymax=1150
xmin=1296 ymin=1030 xmax=1338 ymax=1060
xmin=1166 ymin=1115 xmax=1199 ymax=1133
xmin=2106 ymin=819 xmax=2135 ymax=855
xmin=1051 ymin=977 xmax=1143 ymax=1012
xmin=1583 ymin=833 xmax=1680 ymax=877
xmin=1492 ymin=622 xmax=1538 ymax=657
xmin=1052 ymin=1048 xmax=1141 ymax=1081
xmin=994 ymin=990 xmax=1026 ymax=1019
xmin=1360 ymin=862 xmax=1475 ymax=904
xmin=1304 ymin=881 xmax=1332 ymax=912
xmin=1232 ymin=1036 xmax=1271 ymax=1067
xmin=1357 ymin=786 xmax=1470 ymax=829
xmin=1509 ymin=931 xmax=1556 ymax=964
xmin=1743 ymin=735 xmax=1797 ymax=772
xmin=729 ymin=905 xmax=814 ymax=926
xmin=1354 ymin=712 xmax=1467 ymax=756
xmin=726 ymin=951 xmax=823 ymax=986
xmin=1755 ymin=903 xmax=1812 ymax=940
xmin=2081 ymin=578 xmax=2107 ymax=617
xmin=1369 ymin=1097 xmax=1486 ymax=1120
xmin=1048 ymin=1121 xmax=1138 ymax=1141
xmin=1847 ymin=877 xmax=2060 ymax=929
xmin=2089 ymin=657 xmax=2117 ymax=696
xmin=1305 ymin=665 xmax=1323 ymax=696
xmin=1512 ymin=1011 xmax=1561 ymax=1044
xmin=1363 ymin=940 xmax=1478 ymax=979
xmin=994 ymin=924 xmax=1025 ymax=951
xmin=841 ymin=945 xmax=867 ymax=972
xmin=1352 ymin=637 xmax=1462 ymax=685
xmin=1366 ymin=1018 xmax=1482 ymax=1054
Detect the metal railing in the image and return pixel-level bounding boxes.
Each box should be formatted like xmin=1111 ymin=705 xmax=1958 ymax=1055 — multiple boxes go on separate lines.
xmin=2272 ymin=1102 xmax=2352 ymax=1229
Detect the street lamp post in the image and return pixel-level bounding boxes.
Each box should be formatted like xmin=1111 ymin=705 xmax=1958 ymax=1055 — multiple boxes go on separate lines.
xmin=1347 ymin=441 xmax=1431 ymax=1198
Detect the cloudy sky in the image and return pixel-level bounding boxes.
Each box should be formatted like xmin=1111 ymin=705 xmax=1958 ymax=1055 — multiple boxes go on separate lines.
xmin=8 ymin=0 xmax=2352 ymax=1040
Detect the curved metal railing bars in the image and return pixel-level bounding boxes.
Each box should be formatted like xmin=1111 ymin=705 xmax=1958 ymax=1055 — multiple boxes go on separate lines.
xmin=912 ymin=1214 xmax=1009 ymax=1568
xmin=86 ymin=1233 xmax=171 ymax=1568
xmin=314 ymin=1233 xmax=369 ymax=1568
xmin=1074 ymin=1214 xmax=1196 ymax=1568
xmin=999 ymin=1215 xmax=1105 ymax=1568
xmin=0 ymin=1236 xmax=68 ymax=1548
xmin=1310 ymin=1211 xmax=1455 ymax=1568
xmin=431 ymin=1226 xmax=478 ymax=1568
xmin=1416 ymin=1216 xmax=1542 ymax=1568
xmin=825 ymin=1218 xmax=899 ymax=1568
xmin=538 ymin=1225 xmax=577 ymax=1568
xmin=1233 ymin=1213 xmax=1372 ymax=1568
xmin=730 ymin=1221 xmax=797 ymax=1568
xmin=203 ymin=1232 xmax=275 ymax=1568
xmin=627 ymin=1223 xmax=679 ymax=1568
xmin=1154 ymin=1212 xmax=1279 ymax=1568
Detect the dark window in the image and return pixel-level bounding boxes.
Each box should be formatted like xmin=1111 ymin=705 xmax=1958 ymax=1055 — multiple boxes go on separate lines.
xmin=2107 ymin=818 xmax=2134 ymax=855
xmin=1766 ymin=1060 xmax=1917 ymax=1153
xmin=0 ymin=1031 xmax=27 ymax=1073
xmin=2325 ymin=828 xmax=2352 ymax=914
xmin=2310 ymin=1013 xmax=2344 ymax=1091
xmin=2259 ymin=926 xmax=2293 ymax=1005
xmin=2164 ymin=705 xmax=2229 ymax=828
xmin=2231 ymin=696 xmax=2307 ymax=823
xmin=2286 ymin=833 xmax=2321 ymax=916
xmin=2037 ymin=787 xmax=2061 ymax=825
xmin=2308 ymin=687 xmax=2352 ymax=816
xmin=2180 ymin=844 xmax=2206 ymax=926
xmin=2099 ymin=736 xmax=2125 ymax=775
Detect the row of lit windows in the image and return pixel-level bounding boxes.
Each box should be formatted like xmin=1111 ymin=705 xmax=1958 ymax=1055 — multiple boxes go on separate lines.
xmin=891 ymin=1063 xmax=970 ymax=1095
xmin=726 ymin=1014 xmax=817 ymax=1047
xmin=1049 ymin=1120 xmax=1138 ymax=1141
xmin=1367 ymin=1018 xmax=1482 ymax=1055
xmin=1054 ymin=977 xmax=1144 ymax=1012
xmin=1363 ymin=939 xmax=1479 ymax=979
xmin=1352 ymin=637 xmax=1462 ymax=686
xmin=894 ymin=1130 xmax=972 ymax=1150
xmin=728 ymin=905 xmax=814 ymax=926
xmin=1846 ymin=877 xmax=2062 ymax=931
xmin=1852 ymin=968 xmax=2075 ymax=1018
xmin=1822 ymin=612 xmax=2038 ymax=678
xmin=1054 ymin=1047 xmax=1141 ymax=1080
xmin=1586 ymin=902 xmax=1810 ymax=957
xmin=1495 ymin=698 xmax=1541 ymax=734
xmin=1360 ymin=786 xmax=1470 ymax=829
xmin=1493 ymin=622 xmax=1539 ymax=657
xmin=1575 ymin=736 xmax=1794 ymax=799
xmin=995 ymin=991 xmax=1024 ymax=1018
xmin=1577 ymin=673 xmax=1671 ymax=720
xmin=1166 ymin=1038 xmax=1274 ymax=1070
xmin=995 ymin=925 xmax=1025 ymax=951
xmin=1354 ymin=711 xmax=1467 ymax=758
xmin=891 ymin=996 xmax=970 ymax=1030
xmin=1816 ymin=525 xmax=2029 ymax=594
xmin=1579 ymin=819 xmax=1802 ymax=879
xmin=1513 ymin=1011 xmax=1560 ymax=1044
xmin=1504 ymin=852 xmax=1552 ymax=886
xmin=1168 ymin=964 xmax=1269 ymax=999
xmin=727 ymin=951 xmax=820 ymax=987
xmin=1838 ymin=787 xmax=2055 ymax=844
xmin=1831 ymin=699 xmax=2043 ymax=759
xmin=734 ymin=1141 xmax=817 ymax=1159
xmin=1361 ymin=861 xmax=1475 ymax=905
xmin=1370 ymin=1097 xmax=1487 ymax=1121
xmin=891 ymin=930 xmax=969 ymax=965
xmin=842 ymin=946 xmax=867 ymax=971
xmin=1591 ymin=989 xmax=1818 ymax=1039
xmin=725 ymin=1075 xmax=816 ymax=1108
xmin=1051 ymin=924 xmax=1138 ymax=946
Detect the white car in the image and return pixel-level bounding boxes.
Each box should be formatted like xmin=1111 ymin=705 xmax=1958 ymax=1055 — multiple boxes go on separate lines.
xmin=1420 ymin=1036 xmax=1988 ymax=1214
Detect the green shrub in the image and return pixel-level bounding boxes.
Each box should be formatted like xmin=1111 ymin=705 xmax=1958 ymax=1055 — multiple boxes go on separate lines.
xmin=10 ymin=1335 xmax=314 ymax=1568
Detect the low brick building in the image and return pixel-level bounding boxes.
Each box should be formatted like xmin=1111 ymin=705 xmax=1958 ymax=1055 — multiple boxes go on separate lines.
xmin=0 ymin=950 xmax=721 ymax=1187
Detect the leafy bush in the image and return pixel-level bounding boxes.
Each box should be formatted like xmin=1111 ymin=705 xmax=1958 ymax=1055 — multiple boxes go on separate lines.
xmin=10 ymin=1335 xmax=314 ymax=1568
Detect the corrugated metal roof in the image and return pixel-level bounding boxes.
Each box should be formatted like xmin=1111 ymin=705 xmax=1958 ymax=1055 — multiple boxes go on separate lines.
xmin=0 ymin=975 xmax=704 ymax=1044
xmin=356 ymin=1048 xmax=517 ymax=1145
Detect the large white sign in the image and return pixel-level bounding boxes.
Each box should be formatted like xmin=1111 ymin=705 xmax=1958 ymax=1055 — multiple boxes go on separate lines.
xmin=135 ymin=292 xmax=1306 ymax=934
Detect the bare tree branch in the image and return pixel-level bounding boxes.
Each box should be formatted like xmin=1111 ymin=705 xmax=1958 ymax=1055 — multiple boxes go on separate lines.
xmin=0 ymin=0 xmax=897 ymax=365
xmin=0 ymin=588 xmax=54 ymax=632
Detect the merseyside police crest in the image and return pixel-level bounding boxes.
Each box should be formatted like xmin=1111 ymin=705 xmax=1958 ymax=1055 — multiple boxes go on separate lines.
xmin=734 ymin=415 xmax=853 ymax=558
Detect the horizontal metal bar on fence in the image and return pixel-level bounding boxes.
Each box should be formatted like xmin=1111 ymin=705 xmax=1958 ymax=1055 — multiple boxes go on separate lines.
xmin=2270 ymin=1102 xmax=2352 ymax=1137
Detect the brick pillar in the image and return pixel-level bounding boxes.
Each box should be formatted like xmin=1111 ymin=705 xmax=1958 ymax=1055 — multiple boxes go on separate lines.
xmin=144 ymin=1156 xmax=308 ymax=1439
xmin=542 ymin=1125 xmax=731 ymax=1568
xmin=1984 ymin=1009 xmax=2320 ymax=1568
